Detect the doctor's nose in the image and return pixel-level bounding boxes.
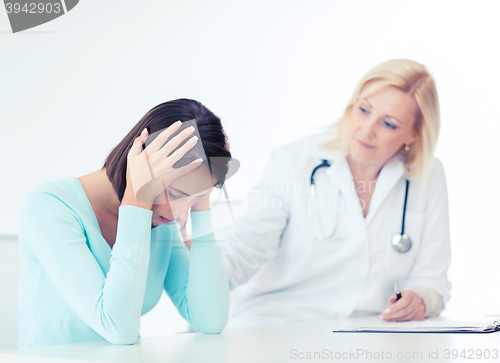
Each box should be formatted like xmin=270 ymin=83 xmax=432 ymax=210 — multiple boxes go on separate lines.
xmin=361 ymin=117 xmax=377 ymax=139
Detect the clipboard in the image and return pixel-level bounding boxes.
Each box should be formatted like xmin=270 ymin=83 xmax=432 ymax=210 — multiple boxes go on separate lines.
xmin=332 ymin=320 xmax=500 ymax=334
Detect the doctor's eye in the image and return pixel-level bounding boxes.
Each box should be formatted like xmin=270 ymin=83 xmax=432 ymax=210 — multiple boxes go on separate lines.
xmin=383 ymin=120 xmax=397 ymax=130
xmin=359 ymin=107 xmax=368 ymax=114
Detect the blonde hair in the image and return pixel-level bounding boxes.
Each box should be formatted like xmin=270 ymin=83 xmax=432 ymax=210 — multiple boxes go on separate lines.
xmin=322 ymin=59 xmax=440 ymax=187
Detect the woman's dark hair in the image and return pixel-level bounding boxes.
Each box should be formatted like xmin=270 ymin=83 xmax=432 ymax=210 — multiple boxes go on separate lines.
xmin=103 ymin=99 xmax=231 ymax=202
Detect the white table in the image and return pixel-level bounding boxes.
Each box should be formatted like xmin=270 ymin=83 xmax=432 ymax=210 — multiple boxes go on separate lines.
xmin=2 ymin=316 xmax=500 ymax=363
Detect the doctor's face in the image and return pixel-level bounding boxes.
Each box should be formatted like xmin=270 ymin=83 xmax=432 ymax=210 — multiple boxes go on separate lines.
xmin=348 ymin=85 xmax=419 ymax=166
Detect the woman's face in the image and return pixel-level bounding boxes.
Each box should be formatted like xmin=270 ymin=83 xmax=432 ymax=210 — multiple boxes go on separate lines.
xmin=151 ymin=165 xmax=214 ymax=229
xmin=349 ymin=85 xmax=419 ymax=167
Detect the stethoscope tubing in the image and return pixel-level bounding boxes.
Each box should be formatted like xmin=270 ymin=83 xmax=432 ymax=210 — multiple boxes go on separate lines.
xmin=401 ymin=179 xmax=409 ymax=236
xmin=310 ymin=159 xmax=411 ymax=252
xmin=310 ymin=160 xmax=331 ymax=197
xmin=310 ymin=159 xmax=331 ymax=186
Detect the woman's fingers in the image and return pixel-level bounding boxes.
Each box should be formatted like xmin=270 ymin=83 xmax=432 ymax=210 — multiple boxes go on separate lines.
xmin=166 ymin=135 xmax=199 ymax=166
xmin=156 ymin=126 xmax=195 ymax=159
xmin=128 ymin=129 xmax=148 ymax=160
xmin=143 ymin=121 xmax=182 ymax=155
xmin=166 ymin=158 xmax=203 ymax=180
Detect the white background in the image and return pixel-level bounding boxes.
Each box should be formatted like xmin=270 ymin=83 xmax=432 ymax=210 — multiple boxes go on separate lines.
xmin=1 ymin=0 xmax=499 ymax=349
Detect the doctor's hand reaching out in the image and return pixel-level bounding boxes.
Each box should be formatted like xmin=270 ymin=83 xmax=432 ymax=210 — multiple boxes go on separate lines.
xmin=378 ymin=290 xmax=426 ymax=321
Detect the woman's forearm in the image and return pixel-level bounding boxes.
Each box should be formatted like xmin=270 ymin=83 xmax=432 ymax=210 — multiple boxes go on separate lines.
xmin=165 ymin=210 xmax=229 ymax=333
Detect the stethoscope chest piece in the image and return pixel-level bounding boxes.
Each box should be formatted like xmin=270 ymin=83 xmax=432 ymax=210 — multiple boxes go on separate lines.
xmin=391 ymin=233 xmax=412 ymax=253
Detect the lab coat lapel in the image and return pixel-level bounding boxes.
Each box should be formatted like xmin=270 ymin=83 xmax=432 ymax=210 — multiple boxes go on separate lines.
xmin=310 ymin=146 xmax=363 ymax=217
xmin=365 ymin=156 xmax=405 ymax=225
xmin=325 ymin=157 xmax=357 ymax=199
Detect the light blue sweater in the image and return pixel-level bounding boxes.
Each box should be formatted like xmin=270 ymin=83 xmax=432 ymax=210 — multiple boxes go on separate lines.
xmin=17 ymin=177 xmax=229 ymax=348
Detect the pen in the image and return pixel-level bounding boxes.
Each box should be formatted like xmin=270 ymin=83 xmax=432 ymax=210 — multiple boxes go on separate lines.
xmin=394 ymin=280 xmax=402 ymax=301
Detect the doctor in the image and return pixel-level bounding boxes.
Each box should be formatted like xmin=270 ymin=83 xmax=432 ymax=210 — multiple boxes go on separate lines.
xmin=218 ymin=59 xmax=452 ymax=328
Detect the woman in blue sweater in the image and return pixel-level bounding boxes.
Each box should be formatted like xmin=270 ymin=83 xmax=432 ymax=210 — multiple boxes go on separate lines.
xmin=17 ymin=99 xmax=231 ymax=348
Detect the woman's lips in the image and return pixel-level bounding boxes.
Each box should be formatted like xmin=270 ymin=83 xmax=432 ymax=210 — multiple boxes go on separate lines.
xmin=356 ymin=139 xmax=375 ymax=148
xmin=160 ymin=216 xmax=173 ymax=223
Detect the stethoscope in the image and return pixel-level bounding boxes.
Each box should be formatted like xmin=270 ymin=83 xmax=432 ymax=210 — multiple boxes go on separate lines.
xmin=310 ymin=159 xmax=412 ymax=253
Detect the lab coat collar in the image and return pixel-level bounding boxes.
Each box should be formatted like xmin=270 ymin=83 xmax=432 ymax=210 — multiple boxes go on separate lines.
xmin=310 ymin=143 xmax=405 ymax=225
xmin=364 ymin=155 xmax=405 ymax=225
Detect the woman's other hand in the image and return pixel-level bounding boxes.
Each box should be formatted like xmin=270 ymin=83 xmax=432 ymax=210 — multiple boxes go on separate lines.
xmin=190 ymin=190 xmax=212 ymax=211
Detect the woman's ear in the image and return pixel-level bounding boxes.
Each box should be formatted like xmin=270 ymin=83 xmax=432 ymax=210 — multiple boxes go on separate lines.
xmin=222 ymin=129 xmax=230 ymax=152
xmin=407 ymin=122 xmax=420 ymax=144
xmin=407 ymin=133 xmax=419 ymax=145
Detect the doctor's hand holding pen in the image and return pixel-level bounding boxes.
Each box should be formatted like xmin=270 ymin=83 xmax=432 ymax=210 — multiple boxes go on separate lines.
xmin=378 ymin=291 xmax=426 ymax=321
xmin=378 ymin=281 xmax=426 ymax=321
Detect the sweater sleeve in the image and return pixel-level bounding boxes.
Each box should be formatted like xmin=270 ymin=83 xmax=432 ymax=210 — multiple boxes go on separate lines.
xmin=163 ymin=210 xmax=229 ymax=333
xmin=19 ymin=190 xmax=152 ymax=345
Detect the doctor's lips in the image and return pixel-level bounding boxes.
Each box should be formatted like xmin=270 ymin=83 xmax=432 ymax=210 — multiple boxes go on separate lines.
xmin=356 ymin=139 xmax=376 ymax=148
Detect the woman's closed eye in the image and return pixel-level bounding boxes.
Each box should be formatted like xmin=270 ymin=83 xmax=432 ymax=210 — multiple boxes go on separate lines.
xmin=168 ymin=190 xmax=205 ymax=200
xmin=167 ymin=191 xmax=180 ymax=200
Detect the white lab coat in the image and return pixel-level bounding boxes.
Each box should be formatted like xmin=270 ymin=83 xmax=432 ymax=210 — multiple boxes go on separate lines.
xmin=218 ymin=133 xmax=452 ymax=329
